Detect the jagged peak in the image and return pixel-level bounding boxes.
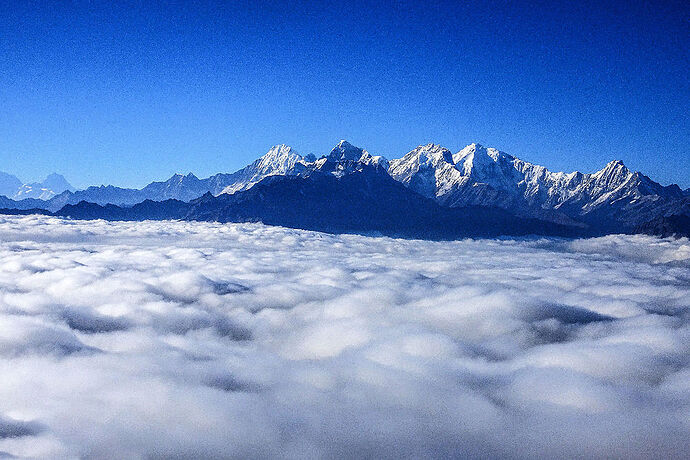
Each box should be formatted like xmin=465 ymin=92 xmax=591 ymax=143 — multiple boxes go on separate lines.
xmin=336 ymin=139 xmax=353 ymax=148
xmin=459 ymin=142 xmax=486 ymax=152
xmin=250 ymin=144 xmax=303 ymax=174
xmin=266 ymin=143 xmax=295 ymax=153
xmin=419 ymin=142 xmax=446 ymax=150
xmin=418 ymin=142 xmax=452 ymax=153
xmin=604 ymin=159 xmax=626 ymax=168
xmin=454 ymin=143 xmax=482 ymax=160
xmin=395 ymin=143 xmax=454 ymax=167
xmin=358 ymin=151 xmax=390 ymax=169
xmin=595 ymin=159 xmax=631 ymax=177
xmin=254 ymin=144 xmax=300 ymax=164
xmin=454 ymin=142 xmax=502 ymax=158
xmin=453 ymin=143 xmax=507 ymax=175
xmin=328 ymin=140 xmax=367 ymax=162
xmin=260 ymin=144 xmax=299 ymax=161
xmin=166 ymin=172 xmax=198 ymax=182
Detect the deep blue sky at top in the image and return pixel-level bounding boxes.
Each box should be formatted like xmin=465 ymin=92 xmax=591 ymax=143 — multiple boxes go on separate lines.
xmin=0 ymin=0 xmax=688 ymax=188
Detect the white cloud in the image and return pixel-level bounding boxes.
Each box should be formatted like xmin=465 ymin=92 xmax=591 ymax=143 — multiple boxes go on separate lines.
xmin=0 ymin=215 xmax=688 ymax=458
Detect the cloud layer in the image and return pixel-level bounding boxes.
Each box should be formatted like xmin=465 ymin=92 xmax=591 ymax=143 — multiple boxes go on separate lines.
xmin=0 ymin=215 xmax=688 ymax=458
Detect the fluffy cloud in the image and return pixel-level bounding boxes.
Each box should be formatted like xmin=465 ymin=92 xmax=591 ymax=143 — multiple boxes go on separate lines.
xmin=0 ymin=215 xmax=688 ymax=458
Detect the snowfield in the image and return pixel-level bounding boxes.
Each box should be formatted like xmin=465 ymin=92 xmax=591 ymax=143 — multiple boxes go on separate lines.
xmin=0 ymin=215 xmax=688 ymax=458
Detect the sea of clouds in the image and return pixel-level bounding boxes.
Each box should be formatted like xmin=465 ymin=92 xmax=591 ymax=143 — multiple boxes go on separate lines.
xmin=0 ymin=215 xmax=688 ymax=458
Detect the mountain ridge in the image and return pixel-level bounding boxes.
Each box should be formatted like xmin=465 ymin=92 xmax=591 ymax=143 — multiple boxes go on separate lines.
xmin=50 ymin=161 xmax=582 ymax=239
xmin=1 ymin=140 xmax=687 ymax=237
xmin=0 ymin=173 xmax=75 ymax=201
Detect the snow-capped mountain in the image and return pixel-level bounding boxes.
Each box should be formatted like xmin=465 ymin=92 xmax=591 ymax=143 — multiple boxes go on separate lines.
xmin=0 ymin=140 xmax=687 ymax=237
xmin=10 ymin=173 xmax=75 ymax=200
xmin=307 ymin=140 xmax=389 ymax=176
xmin=220 ymin=144 xmax=314 ymax=194
xmin=388 ymin=143 xmax=686 ymax=228
xmin=2 ymin=145 xmax=318 ymax=211
xmin=56 ymin=153 xmax=578 ymax=239
xmin=321 ymin=139 xmax=387 ymax=166
xmin=389 ymin=144 xmax=462 ymax=198
xmin=216 ymin=140 xmax=389 ymax=191
xmin=327 ymin=139 xmax=367 ymax=162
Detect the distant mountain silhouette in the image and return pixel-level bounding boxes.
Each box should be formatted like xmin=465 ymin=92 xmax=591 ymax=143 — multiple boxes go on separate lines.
xmin=0 ymin=172 xmax=22 ymax=197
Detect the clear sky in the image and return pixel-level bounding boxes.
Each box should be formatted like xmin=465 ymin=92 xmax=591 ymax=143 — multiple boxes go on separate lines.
xmin=0 ymin=0 xmax=688 ymax=189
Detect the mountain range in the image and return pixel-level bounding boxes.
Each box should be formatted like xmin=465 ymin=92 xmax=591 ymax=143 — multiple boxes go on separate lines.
xmin=0 ymin=173 xmax=75 ymax=201
xmin=2 ymin=141 xmax=688 ymax=238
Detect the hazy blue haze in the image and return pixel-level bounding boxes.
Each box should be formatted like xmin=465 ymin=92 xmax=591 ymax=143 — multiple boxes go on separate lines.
xmin=0 ymin=0 xmax=687 ymax=188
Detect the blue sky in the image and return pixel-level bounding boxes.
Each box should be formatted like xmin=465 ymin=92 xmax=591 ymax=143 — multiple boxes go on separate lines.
xmin=0 ymin=0 xmax=688 ymax=189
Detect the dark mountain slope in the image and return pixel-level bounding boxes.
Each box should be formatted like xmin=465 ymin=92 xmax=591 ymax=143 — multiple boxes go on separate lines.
xmin=56 ymin=199 xmax=189 ymax=221
xmin=636 ymin=214 xmax=690 ymax=238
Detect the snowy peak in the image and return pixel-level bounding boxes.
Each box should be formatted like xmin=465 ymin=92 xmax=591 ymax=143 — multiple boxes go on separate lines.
xmin=598 ymin=160 xmax=629 ymax=175
xmin=388 ymin=143 xmax=463 ymax=198
xmin=13 ymin=173 xmax=75 ymax=200
xmin=327 ymin=140 xmax=367 ymax=162
xmin=588 ymin=160 xmax=633 ymax=191
xmin=358 ymin=151 xmax=390 ymax=169
xmin=312 ymin=140 xmax=390 ymax=174
xmin=310 ymin=141 xmax=390 ymax=177
xmin=453 ymin=142 xmax=482 ymax=161
xmin=254 ymin=144 xmax=303 ymax=175
xmin=405 ymin=143 xmax=453 ymax=166
xmin=219 ymin=142 xmax=389 ymax=196
xmin=385 ymin=141 xmax=685 ymax=225
xmin=219 ymin=144 xmax=305 ymax=195
xmin=2 ymin=139 xmax=684 ymax=236
xmin=453 ymin=143 xmax=511 ymax=176
xmin=388 ymin=144 xmax=454 ymax=179
xmin=424 ymin=143 xmax=454 ymax=164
